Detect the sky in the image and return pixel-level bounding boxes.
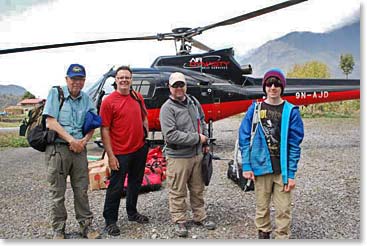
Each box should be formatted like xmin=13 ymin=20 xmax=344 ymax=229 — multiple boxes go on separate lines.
xmin=0 ymin=0 xmax=362 ymax=99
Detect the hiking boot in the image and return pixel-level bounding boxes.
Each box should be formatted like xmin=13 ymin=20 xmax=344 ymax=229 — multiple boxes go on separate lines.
xmin=52 ymin=230 xmax=65 ymax=239
xmin=105 ymin=223 xmax=120 ymax=236
xmin=174 ymin=222 xmax=188 ymax=237
xmin=258 ymin=230 xmax=271 ymax=239
xmin=128 ymin=213 xmax=149 ymax=224
xmin=194 ymin=218 xmax=216 ymax=230
xmin=79 ymin=220 xmax=101 ymax=239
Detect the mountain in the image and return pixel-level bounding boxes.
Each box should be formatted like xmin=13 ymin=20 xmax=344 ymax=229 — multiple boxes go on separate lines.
xmin=0 ymin=84 xmax=27 ymax=110
xmin=240 ymin=20 xmax=360 ymax=79
xmin=0 ymin=84 xmax=27 ymax=96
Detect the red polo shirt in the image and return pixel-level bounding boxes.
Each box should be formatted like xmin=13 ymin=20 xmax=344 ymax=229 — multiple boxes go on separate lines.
xmin=100 ymin=91 xmax=147 ymax=155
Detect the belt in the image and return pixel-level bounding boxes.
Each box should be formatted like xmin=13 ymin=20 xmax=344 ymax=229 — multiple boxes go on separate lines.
xmin=54 ymin=142 xmax=69 ymax=146
xmin=166 ymin=143 xmax=192 ymax=150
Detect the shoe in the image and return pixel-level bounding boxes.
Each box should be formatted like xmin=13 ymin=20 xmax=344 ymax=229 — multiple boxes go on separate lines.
xmin=52 ymin=230 xmax=65 ymax=239
xmin=258 ymin=230 xmax=271 ymax=239
xmin=105 ymin=223 xmax=120 ymax=236
xmin=79 ymin=220 xmax=101 ymax=239
xmin=128 ymin=213 xmax=149 ymax=224
xmin=194 ymin=218 xmax=216 ymax=230
xmin=174 ymin=222 xmax=188 ymax=237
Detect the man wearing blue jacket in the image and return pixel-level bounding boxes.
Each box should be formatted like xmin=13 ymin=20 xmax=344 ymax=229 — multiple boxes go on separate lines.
xmin=239 ymin=68 xmax=304 ymax=239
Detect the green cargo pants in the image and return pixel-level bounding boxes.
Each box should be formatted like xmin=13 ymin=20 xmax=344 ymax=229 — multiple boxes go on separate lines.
xmin=45 ymin=143 xmax=93 ymax=232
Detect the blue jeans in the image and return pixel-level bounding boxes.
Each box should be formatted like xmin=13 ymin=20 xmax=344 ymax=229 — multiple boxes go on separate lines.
xmin=103 ymin=143 xmax=148 ymax=225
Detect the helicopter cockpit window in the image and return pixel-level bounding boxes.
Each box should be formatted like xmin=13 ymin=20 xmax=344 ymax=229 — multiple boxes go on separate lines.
xmin=103 ymin=76 xmax=116 ymax=95
xmin=132 ymin=78 xmax=154 ymax=98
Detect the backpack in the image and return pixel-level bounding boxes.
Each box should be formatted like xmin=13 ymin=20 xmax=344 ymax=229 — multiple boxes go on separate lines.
xmin=227 ymin=140 xmax=255 ymax=192
xmin=19 ymin=86 xmax=65 ymax=152
xmin=227 ymin=103 xmax=260 ymax=192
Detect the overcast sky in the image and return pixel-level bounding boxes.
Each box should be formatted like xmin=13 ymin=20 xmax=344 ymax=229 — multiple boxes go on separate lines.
xmin=0 ymin=0 xmax=361 ymax=98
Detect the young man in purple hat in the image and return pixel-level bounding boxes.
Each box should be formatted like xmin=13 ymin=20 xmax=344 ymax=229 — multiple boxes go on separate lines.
xmin=238 ymin=68 xmax=304 ymax=239
xmin=43 ymin=64 xmax=101 ymax=239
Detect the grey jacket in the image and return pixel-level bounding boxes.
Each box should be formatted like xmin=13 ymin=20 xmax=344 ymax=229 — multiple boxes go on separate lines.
xmin=159 ymin=95 xmax=208 ymax=158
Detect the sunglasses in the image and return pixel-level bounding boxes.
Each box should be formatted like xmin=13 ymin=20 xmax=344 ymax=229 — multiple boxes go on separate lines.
xmin=171 ymin=81 xmax=186 ymax=88
xmin=265 ymin=80 xmax=282 ymax=88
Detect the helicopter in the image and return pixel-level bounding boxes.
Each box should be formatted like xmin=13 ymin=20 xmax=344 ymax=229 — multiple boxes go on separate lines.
xmin=0 ymin=0 xmax=360 ymax=140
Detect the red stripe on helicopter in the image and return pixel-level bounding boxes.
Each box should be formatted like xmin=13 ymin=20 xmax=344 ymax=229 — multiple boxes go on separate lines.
xmin=146 ymin=90 xmax=360 ymax=131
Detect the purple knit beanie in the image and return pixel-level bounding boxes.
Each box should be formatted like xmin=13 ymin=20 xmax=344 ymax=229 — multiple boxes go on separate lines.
xmin=262 ymin=68 xmax=286 ymax=95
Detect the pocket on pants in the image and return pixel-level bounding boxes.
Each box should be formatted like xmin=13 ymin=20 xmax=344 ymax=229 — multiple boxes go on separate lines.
xmin=46 ymin=151 xmax=65 ymax=190
xmin=167 ymin=173 xmax=177 ymax=190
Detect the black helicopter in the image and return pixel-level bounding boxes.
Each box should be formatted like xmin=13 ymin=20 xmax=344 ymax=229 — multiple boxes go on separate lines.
xmin=0 ymin=0 xmax=360 ymax=139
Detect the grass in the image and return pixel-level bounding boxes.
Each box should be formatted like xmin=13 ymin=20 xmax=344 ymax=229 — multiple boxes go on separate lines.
xmin=0 ymin=132 xmax=29 ymax=149
xmin=300 ymin=100 xmax=360 ymax=118
xmin=0 ymin=128 xmax=102 ymax=149
xmin=0 ymin=121 xmax=21 ymax=128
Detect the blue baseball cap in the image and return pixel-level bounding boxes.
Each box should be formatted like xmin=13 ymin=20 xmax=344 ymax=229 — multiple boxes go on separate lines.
xmin=66 ymin=64 xmax=86 ymax=78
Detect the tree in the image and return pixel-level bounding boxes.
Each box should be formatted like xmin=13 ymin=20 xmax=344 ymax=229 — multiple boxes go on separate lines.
xmin=287 ymin=61 xmax=330 ymax=78
xmin=339 ymin=54 xmax=355 ymax=79
xmin=287 ymin=61 xmax=330 ymax=115
xmin=287 ymin=60 xmax=359 ymax=117
xmin=22 ymin=91 xmax=36 ymax=100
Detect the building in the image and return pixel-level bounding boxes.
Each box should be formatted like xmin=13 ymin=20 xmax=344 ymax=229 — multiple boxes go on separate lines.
xmin=4 ymin=98 xmax=45 ymax=116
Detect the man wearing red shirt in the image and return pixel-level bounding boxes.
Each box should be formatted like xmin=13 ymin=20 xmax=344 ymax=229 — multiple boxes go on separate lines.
xmin=100 ymin=65 xmax=149 ymax=236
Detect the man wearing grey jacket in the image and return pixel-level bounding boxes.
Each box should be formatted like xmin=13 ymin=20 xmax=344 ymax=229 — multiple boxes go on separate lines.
xmin=159 ymin=72 xmax=216 ymax=238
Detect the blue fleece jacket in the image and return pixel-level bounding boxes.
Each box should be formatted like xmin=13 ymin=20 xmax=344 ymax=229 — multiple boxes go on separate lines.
xmin=238 ymin=101 xmax=304 ymax=184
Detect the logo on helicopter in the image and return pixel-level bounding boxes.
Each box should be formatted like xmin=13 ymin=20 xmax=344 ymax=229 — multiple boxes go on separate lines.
xmin=184 ymin=55 xmax=230 ymax=70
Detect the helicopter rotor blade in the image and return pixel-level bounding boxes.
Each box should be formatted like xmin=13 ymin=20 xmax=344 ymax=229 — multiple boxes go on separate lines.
xmin=0 ymin=0 xmax=308 ymax=55
xmin=194 ymin=0 xmax=307 ymax=35
xmin=190 ymin=38 xmax=213 ymax=52
xmin=0 ymin=34 xmax=170 ymax=55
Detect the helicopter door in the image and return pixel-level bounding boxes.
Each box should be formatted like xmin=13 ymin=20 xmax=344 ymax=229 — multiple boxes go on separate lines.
xmin=131 ymin=76 xmax=158 ymax=131
xmin=199 ymin=82 xmax=215 ymax=138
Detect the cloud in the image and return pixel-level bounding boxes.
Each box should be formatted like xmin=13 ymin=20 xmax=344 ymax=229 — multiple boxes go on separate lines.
xmin=0 ymin=0 xmax=361 ymax=98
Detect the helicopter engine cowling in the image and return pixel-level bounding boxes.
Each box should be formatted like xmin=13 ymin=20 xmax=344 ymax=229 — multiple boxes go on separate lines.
xmin=241 ymin=64 xmax=252 ymax=75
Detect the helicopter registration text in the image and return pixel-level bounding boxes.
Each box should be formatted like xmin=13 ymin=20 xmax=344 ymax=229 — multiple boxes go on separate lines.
xmin=295 ymin=91 xmax=329 ymax=99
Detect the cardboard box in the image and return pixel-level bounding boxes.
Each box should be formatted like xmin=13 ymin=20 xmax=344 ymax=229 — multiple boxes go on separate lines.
xmin=88 ymin=154 xmax=109 ymax=171
xmin=89 ymin=165 xmax=110 ymax=191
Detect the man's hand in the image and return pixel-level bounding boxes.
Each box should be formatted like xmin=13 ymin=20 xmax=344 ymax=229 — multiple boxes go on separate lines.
xmin=69 ymin=139 xmax=85 ymax=153
xmin=243 ymin=171 xmax=255 ymax=181
xmin=108 ymin=155 xmax=120 ymax=171
xmin=202 ymin=146 xmax=210 ymax=154
xmin=284 ymin=178 xmax=296 ymax=192
xmin=199 ymin=134 xmax=208 ymax=144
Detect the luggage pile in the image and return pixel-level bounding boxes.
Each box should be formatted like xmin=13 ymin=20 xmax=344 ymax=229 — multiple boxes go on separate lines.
xmin=87 ymin=146 xmax=167 ymax=193
xmin=123 ymin=146 xmax=167 ymax=194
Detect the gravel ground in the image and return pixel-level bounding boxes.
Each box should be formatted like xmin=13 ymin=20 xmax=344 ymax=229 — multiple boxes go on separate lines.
xmin=0 ymin=116 xmax=360 ymax=239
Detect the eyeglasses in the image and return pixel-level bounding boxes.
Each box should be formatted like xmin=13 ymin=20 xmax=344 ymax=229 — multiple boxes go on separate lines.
xmin=116 ymin=76 xmax=131 ymax=80
xmin=265 ymin=80 xmax=282 ymax=88
xmin=171 ymin=82 xmax=186 ymax=88
xmin=69 ymin=77 xmax=85 ymax=82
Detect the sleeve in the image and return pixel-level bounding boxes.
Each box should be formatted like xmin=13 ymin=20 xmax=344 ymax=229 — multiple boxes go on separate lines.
xmin=160 ymin=103 xmax=200 ymax=146
xmin=42 ymin=87 xmax=61 ymax=119
xmin=99 ymin=98 xmax=112 ymax=128
xmin=287 ymin=107 xmax=304 ymax=179
xmin=239 ymin=102 xmax=255 ymax=172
